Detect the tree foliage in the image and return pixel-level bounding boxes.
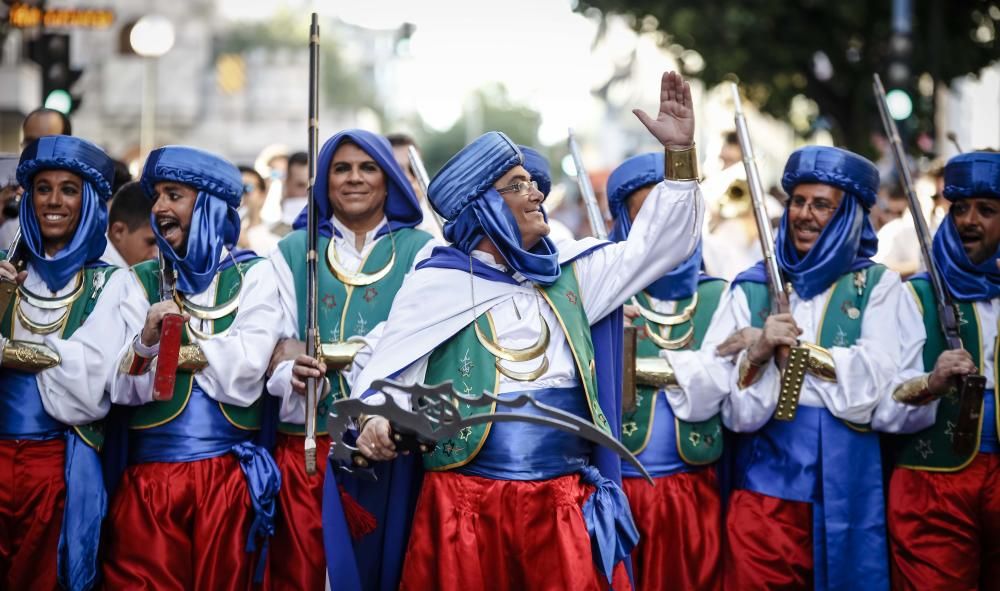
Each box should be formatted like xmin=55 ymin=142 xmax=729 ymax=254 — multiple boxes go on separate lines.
xmin=577 ymin=0 xmax=999 ymax=152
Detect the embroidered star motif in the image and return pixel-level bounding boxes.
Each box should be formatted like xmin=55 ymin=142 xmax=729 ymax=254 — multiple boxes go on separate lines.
xmin=441 ymin=441 xmax=465 ymax=456
xmin=458 ymin=349 xmax=474 ymax=378
xmin=622 ymin=421 xmax=638 ymax=437
xmin=565 ymin=290 xmax=578 ymax=305
xmin=364 ymin=287 xmax=378 ymax=303
xmin=944 ymin=420 xmax=957 ymax=442
xmin=916 ymin=439 xmax=934 ymax=459
xmin=458 ymin=427 xmax=473 ymax=441
xmin=321 ymin=293 xmax=337 ymax=309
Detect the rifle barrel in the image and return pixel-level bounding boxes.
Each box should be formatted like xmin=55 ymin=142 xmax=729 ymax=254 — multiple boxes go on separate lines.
xmin=567 ymin=129 xmax=608 ymax=240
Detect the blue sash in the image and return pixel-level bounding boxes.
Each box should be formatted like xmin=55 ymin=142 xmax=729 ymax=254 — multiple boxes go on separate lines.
xmin=455 ymin=386 xmax=638 ymax=583
xmin=733 ymin=405 xmax=888 ymax=591
xmin=129 ymin=383 xmax=280 ymax=581
xmin=621 ymin=392 xmax=689 ymax=479
xmin=982 ymin=389 xmax=999 ymax=454
xmin=0 ymin=369 xmax=64 ymax=439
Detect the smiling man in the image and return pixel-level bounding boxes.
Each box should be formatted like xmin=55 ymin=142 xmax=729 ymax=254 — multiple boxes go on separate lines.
xmin=350 ymin=71 xmax=704 ymax=591
xmin=873 ymin=151 xmax=1000 ymax=589
xmin=716 ymin=146 xmax=903 ymax=590
xmin=266 ymin=129 xmax=435 ymax=591
xmin=103 ymin=146 xmax=284 ymax=590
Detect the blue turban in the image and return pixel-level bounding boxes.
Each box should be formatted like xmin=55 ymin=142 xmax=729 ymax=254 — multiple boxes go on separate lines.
xmin=605 ymin=152 xmax=701 ymax=299
xmin=430 ymin=132 xmax=561 ymax=285
xmin=932 ymin=152 xmax=1000 ymax=301
xmin=519 ymin=146 xmax=552 ymax=197
xmin=736 ymin=146 xmax=879 ymax=300
xmin=292 ymin=129 xmax=423 ymax=238
xmin=17 ymin=136 xmax=114 ymax=291
xmin=141 ymin=146 xmax=242 ymax=295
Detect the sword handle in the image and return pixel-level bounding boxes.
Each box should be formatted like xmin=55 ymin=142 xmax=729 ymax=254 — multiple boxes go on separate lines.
xmin=152 ymin=313 xmax=184 ymax=401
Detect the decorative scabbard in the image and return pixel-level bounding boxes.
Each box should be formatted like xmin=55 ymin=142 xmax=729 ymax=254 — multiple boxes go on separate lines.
xmin=774 ymin=345 xmax=809 ymax=421
xmin=1 ymin=339 xmax=60 ymax=372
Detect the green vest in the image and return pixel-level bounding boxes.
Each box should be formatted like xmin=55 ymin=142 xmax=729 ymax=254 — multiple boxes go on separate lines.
xmin=276 ymin=227 xmax=432 ymax=435
xmin=895 ymin=279 xmax=998 ymax=471
xmin=0 ymin=261 xmax=118 ymax=449
xmin=128 ymin=258 xmax=263 ymax=431
xmin=739 ymin=265 xmax=888 ymax=431
xmin=622 ymin=279 xmax=727 ymax=465
xmin=421 ymin=263 xmax=610 ymax=471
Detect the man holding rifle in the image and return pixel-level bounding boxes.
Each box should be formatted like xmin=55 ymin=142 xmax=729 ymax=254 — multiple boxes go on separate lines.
xmin=873 ymin=151 xmax=1000 ymax=589
xmin=719 ymin=146 xmax=903 ymax=589
xmin=103 ymin=146 xmax=283 ymax=590
xmin=266 ymin=129 xmax=435 ymax=590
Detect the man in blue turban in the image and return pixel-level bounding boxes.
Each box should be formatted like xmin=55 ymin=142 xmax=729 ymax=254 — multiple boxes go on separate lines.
xmin=717 ymin=145 xmax=904 ymax=589
xmin=0 ymin=136 xmax=127 ymax=591
xmin=351 ymin=70 xmax=704 ymax=590
xmin=266 ymin=129 xmax=435 ymax=590
xmin=873 ymin=151 xmax=1000 ymax=588
xmin=606 ymin=152 xmax=731 ymax=591
xmin=103 ymin=146 xmax=284 ymax=590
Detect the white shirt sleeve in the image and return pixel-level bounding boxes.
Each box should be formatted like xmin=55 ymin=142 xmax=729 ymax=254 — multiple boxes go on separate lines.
xmin=32 ymin=269 xmax=131 ymax=424
xmin=661 ymin=289 xmax=738 ymax=421
xmin=872 ymin=284 xmax=942 ymax=433
xmin=574 ymin=180 xmax=704 ymax=323
xmin=108 ymin=271 xmax=157 ymax=406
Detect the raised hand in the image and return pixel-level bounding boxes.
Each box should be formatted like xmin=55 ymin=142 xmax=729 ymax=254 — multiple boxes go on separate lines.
xmin=633 ymin=71 xmax=695 ymax=150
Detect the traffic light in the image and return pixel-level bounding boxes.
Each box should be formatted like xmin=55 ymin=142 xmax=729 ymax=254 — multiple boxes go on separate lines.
xmin=27 ymin=33 xmax=83 ymax=115
xmin=886 ymin=0 xmax=914 ymax=121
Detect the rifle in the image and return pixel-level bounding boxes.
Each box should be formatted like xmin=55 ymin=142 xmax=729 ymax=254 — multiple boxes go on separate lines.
xmin=406 ymin=145 xmax=446 ymax=231
xmin=303 ymin=12 xmax=321 ymax=475
xmin=152 ymin=252 xmax=182 ymax=401
xmin=731 ymin=83 xmax=803 ymax=421
xmin=873 ymin=74 xmax=984 ymax=456
xmin=0 ymin=229 xmax=24 ymax=316
xmin=567 ymin=128 xmax=609 ymax=240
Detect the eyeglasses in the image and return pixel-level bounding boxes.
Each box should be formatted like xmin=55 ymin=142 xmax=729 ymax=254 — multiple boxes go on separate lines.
xmin=497 ymin=180 xmax=540 ymax=198
xmin=787 ymin=196 xmax=837 ymax=218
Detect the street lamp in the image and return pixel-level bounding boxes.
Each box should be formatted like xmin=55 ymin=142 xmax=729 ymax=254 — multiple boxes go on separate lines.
xmin=129 ymin=15 xmax=175 ymax=159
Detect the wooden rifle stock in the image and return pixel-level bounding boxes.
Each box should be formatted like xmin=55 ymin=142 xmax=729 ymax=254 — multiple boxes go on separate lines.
xmin=872 ymin=74 xmax=984 ymax=455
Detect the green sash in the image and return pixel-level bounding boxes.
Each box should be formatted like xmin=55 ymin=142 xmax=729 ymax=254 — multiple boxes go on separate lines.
xmin=422 ymin=263 xmax=609 ymax=471
xmin=128 ymin=258 xmax=263 ymax=430
xmin=1 ymin=261 xmax=118 ymax=449
xmin=276 ymin=227 xmax=432 ymax=435
xmin=895 ymin=278 xmax=996 ymax=471
xmin=621 ymin=279 xmax=727 ymax=465
xmin=739 ymin=265 xmax=888 ymax=431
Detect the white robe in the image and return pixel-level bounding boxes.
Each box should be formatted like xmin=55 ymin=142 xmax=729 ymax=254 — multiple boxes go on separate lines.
xmin=352 ymin=179 xmax=704 ymax=407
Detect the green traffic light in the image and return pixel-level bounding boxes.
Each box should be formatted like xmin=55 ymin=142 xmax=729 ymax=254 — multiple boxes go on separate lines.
xmin=44 ymin=89 xmax=72 ymax=114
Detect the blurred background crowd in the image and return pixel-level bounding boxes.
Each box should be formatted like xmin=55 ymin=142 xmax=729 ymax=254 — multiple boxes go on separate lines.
xmin=0 ymin=0 xmax=997 ymax=279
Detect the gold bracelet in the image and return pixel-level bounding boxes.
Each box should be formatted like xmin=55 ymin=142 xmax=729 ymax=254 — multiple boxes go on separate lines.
xmin=665 ymin=144 xmax=699 ymax=181
xmin=801 ymin=342 xmax=837 ymax=382
xmin=1 ymin=340 xmax=61 ymax=372
xmin=892 ymin=374 xmax=936 ymax=405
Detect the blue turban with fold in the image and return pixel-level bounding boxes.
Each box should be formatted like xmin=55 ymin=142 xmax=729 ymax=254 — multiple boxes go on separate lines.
xmin=141 ymin=146 xmax=242 ymax=295
xmin=606 ymin=152 xmax=701 ymax=300
xmin=520 ymin=146 xmax=552 ymax=198
xmin=292 ymin=129 xmax=423 ymax=238
xmin=735 ymin=146 xmax=879 ymax=300
xmin=429 ymin=132 xmax=561 ymax=285
xmin=17 ymin=136 xmax=114 ymax=291
xmin=931 ymin=152 xmax=1000 ymax=301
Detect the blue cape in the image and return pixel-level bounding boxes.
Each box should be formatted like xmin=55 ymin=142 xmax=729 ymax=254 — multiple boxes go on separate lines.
xmin=141 ymin=146 xmax=243 ymax=295
xmin=292 ymin=129 xmax=423 ymax=239
xmin=733 ymin=146 xmax=879 ymax=299
xmin=17 ymin=136 xmax=114 ymax=291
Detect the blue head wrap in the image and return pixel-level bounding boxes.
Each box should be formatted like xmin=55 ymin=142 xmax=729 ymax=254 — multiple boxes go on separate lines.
xmin=519 ymin=146 xmax=552 ymax=198
xmin=292 ymin=129 xmax=423 ymax=238
xmin=931 ymin=152 xmax=1000 ymax=301
xmin=17 ymin=136 xmax=114 ymax=291
xmin=737 ymin=146 xmax=879 ymax=300
xmin=606 ymin=152 xmax=701 ymax=299
xmin=141 ymin=146 xmax=243 ymax=295
xmin=430 ymin=132 xmax=561 ymax=285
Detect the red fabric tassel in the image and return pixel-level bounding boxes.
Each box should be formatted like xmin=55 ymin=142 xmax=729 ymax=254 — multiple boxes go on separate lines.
xmin=339 ymin=485 xmax=377 ymax=540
